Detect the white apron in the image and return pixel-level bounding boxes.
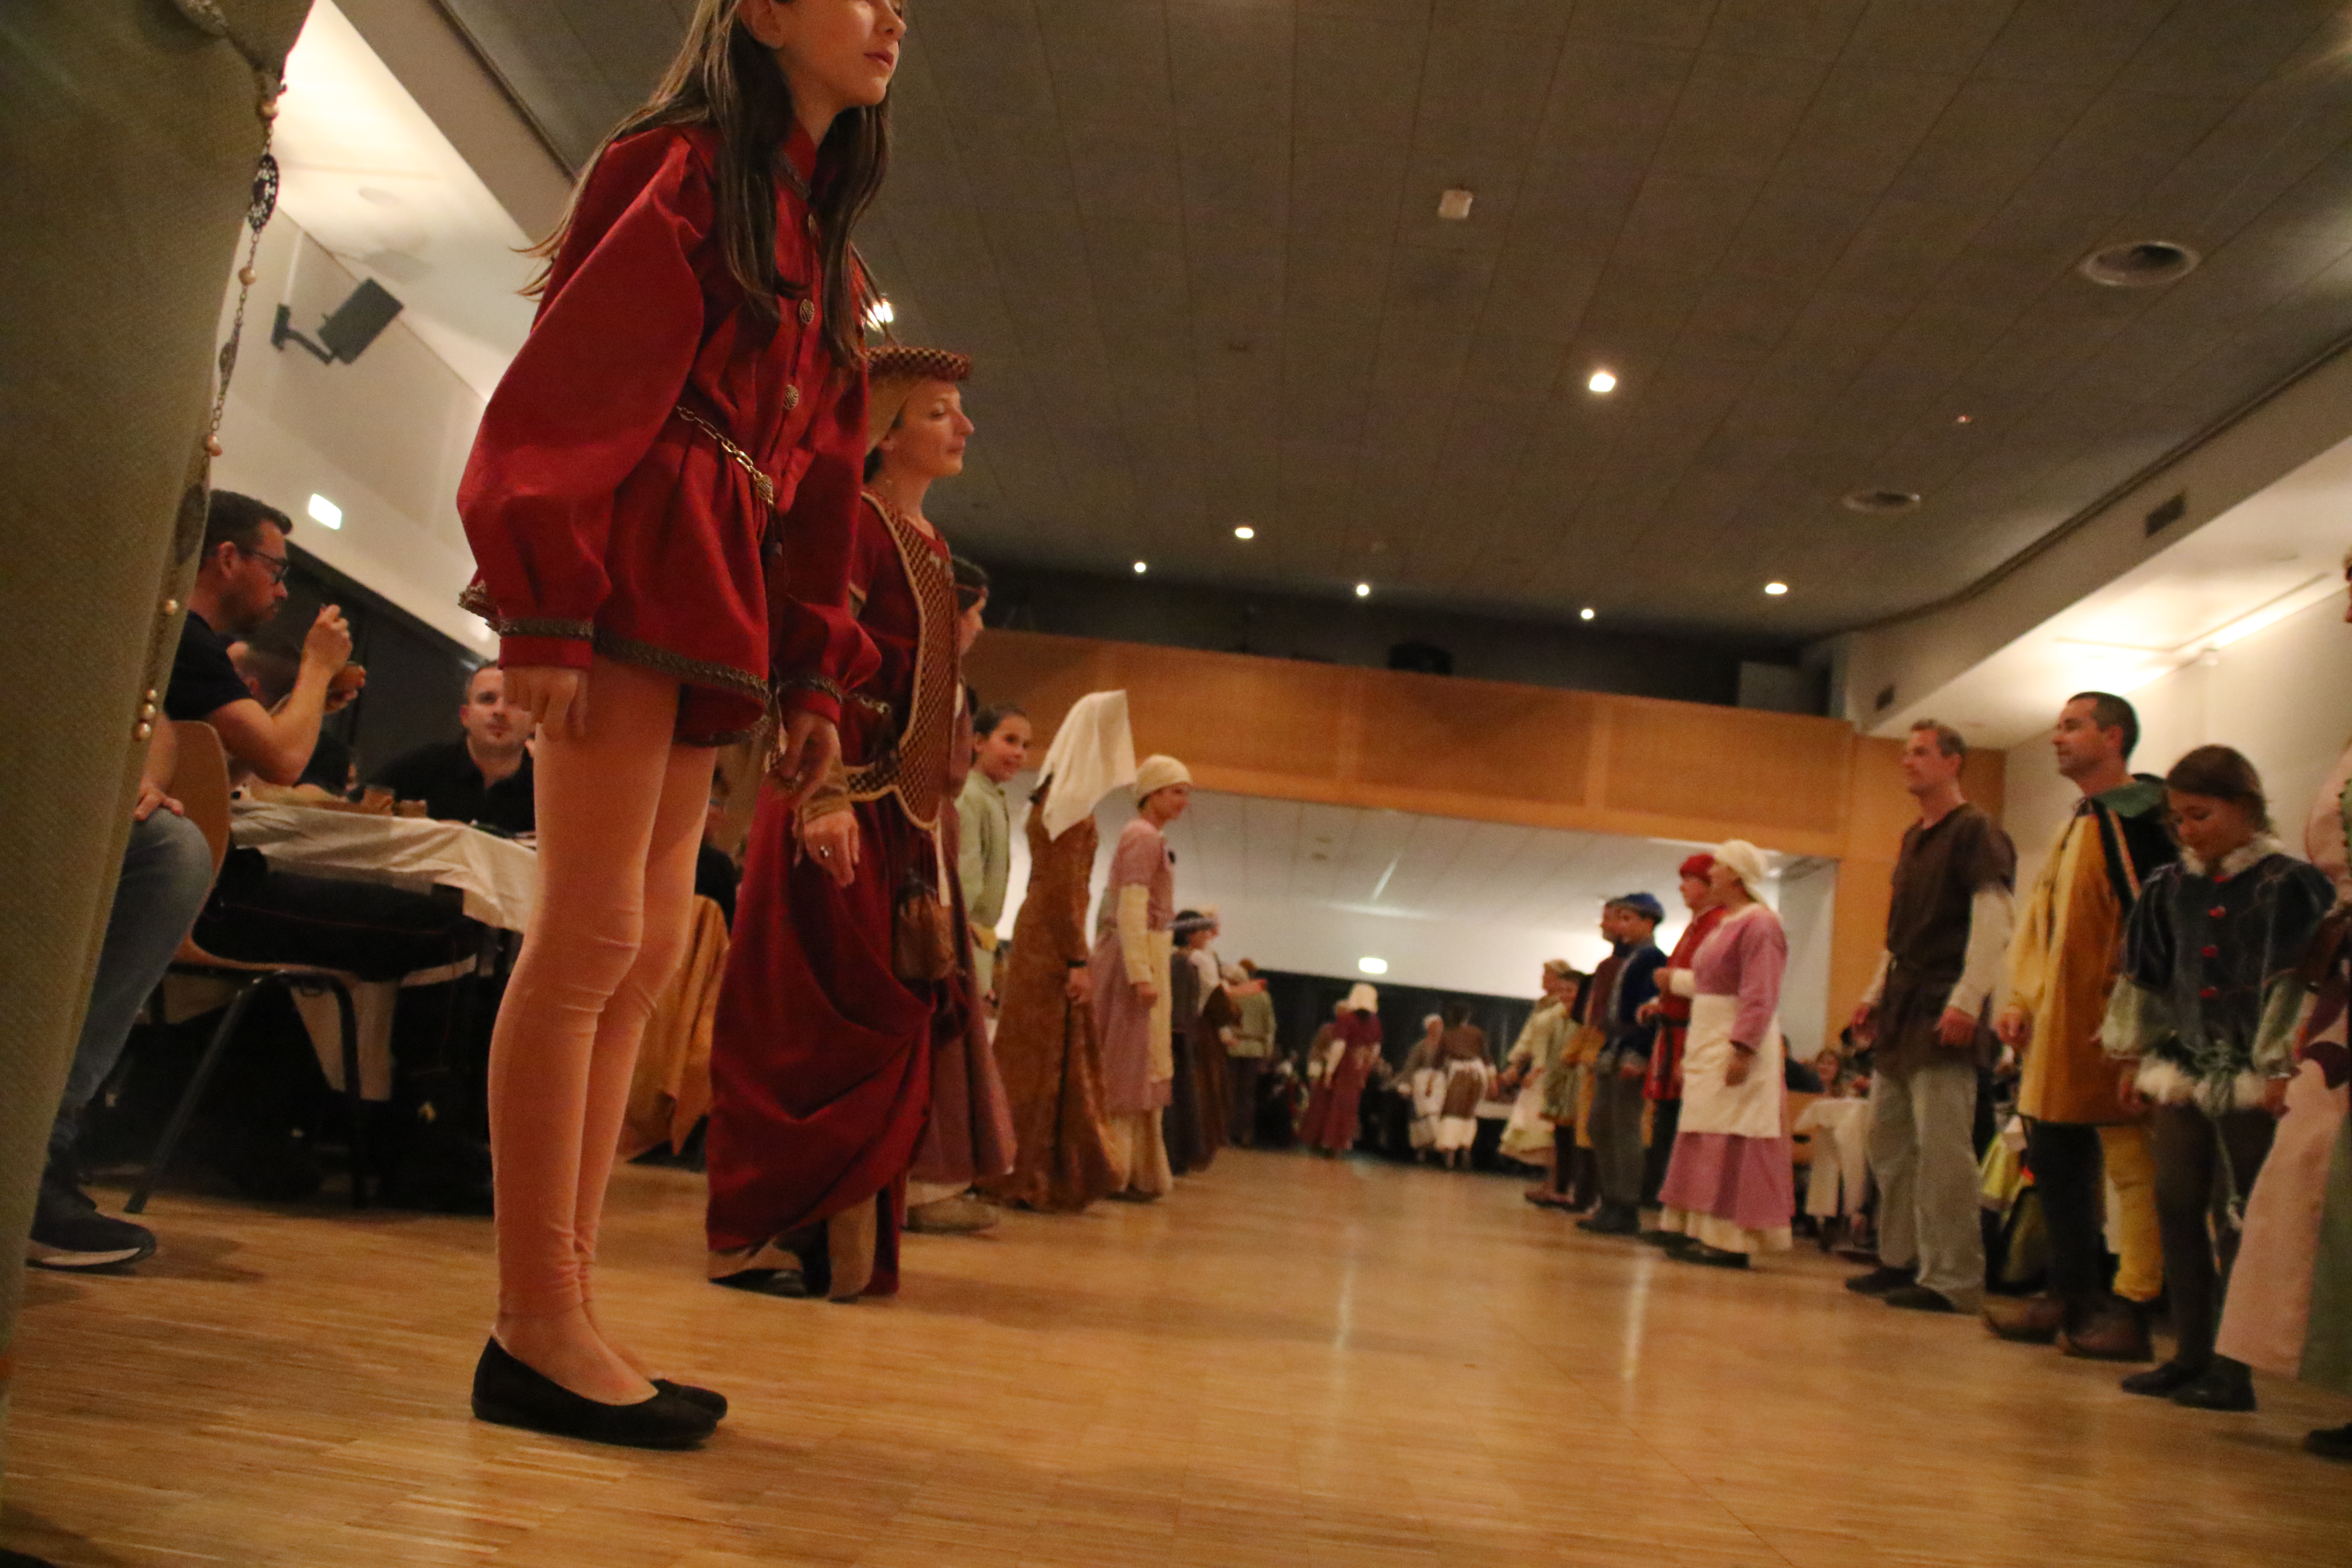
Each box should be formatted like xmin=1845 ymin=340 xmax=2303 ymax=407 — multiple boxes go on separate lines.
xmin=1677 ymin=992 xmax=1785 ymax=1139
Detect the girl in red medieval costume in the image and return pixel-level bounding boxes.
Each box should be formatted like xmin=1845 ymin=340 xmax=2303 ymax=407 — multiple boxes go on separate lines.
xmin=455 ymin=0 xmax=902 ymax=1449
xmin=1300 ymin=986 xmax=1383 ymax=1157
xmin=704 ymin=343 xmax=997 ymax=1304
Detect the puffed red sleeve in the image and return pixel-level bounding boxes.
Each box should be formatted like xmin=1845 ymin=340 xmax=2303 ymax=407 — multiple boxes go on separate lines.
xmin=456 ymin=129 xmax=712 ymax=670
xmin=764 ymin=370 xmax=880 ymax=721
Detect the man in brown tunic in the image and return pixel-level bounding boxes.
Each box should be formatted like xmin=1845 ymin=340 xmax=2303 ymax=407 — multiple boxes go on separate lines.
xmin=1847 ymin=721 xmax=2015 ymax=1313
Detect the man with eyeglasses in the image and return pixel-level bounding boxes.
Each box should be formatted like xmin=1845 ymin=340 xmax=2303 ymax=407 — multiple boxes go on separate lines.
xmin=167 ymin=490 xmax=354 ymax=776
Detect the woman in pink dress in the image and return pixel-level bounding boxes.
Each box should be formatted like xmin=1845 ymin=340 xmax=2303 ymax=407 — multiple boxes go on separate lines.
xmin=1654 ymin=840 xmax=1794 ymax=1268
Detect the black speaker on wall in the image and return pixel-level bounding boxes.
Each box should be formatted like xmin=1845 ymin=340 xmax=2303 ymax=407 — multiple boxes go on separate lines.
xmin=273 ymin=278 xmax=404 ymax=364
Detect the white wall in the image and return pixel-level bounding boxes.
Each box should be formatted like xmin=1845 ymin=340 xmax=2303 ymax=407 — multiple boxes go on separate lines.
xmin=212 ymin=215 xmax=496 ymax=655
xmin=1776 ymin=858 xmax=1837 ymax=1060
xmin=2003 ymin=588 xmax=2352 ymax=885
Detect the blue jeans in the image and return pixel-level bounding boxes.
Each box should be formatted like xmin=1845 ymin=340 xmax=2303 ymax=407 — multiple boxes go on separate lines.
xmin=46 ymin=809 xmax=215 ymax=1172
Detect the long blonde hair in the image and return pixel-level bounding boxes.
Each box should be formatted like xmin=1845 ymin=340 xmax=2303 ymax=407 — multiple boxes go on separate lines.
xmin=528 ymin=0 xmax=887 ymax=365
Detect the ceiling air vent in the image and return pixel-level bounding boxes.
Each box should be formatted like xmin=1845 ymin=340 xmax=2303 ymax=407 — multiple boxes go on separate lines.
xmin=2144 ymin=492 xmax=2187 ymax=536
xmin=1874 ymin=684 xmax=1897 ymax=712
xmin=1842 ymin=489 xmax=1921 ymax=515
xmin=2078 ymin=241 xmax=2199 ymax=288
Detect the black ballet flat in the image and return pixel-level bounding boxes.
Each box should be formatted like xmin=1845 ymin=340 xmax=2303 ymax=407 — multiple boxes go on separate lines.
xmin=1672 ymin=1243 xmax=1750 ymax=1269
xmin=655 ymin=1380 xmax=729 ymax=1420
xmin=471 ymin=1338 xmax=717 ymax=1450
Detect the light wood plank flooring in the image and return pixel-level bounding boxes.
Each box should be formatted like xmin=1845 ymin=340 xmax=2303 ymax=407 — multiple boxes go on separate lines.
xmin=5 ymin=1150 xmax=2349 ymax=1566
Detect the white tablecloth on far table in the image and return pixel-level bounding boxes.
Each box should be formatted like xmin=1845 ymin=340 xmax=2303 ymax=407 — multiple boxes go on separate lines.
xmin=230 ymin=801 xmax=538 ymax=933
xmin=205 ymin=802 xmax=540 ymax=1098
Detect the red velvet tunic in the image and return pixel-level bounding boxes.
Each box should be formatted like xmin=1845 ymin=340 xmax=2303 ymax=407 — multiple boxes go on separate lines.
xmin=457 ymin=123 xmax=873 ymax=742
xmin=705 ymin=496 xmax=969 ymax=1292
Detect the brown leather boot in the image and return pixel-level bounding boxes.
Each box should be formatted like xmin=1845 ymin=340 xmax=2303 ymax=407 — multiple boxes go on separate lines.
xmin=2057 ymin=1297 xmax=2154 ymax=1362
xmin=826 ymin=1200 xmax=877 ymax=1302
xmin=1982 ymin=1295 xmax=2064 ymax=1343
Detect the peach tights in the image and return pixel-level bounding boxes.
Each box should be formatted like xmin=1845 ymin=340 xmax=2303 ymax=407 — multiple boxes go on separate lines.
xmin=489 ymin=656 xmax=713 ymax=1393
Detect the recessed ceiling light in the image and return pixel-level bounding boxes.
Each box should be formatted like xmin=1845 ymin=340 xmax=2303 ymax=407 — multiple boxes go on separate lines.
xmin=1358 ymin=956 xmax=1389 ymax=975
xmin=1764 ymin=581 xmax=1789 ymax=596
xmin=1841 ymin=489 xmax=1921 ymax=515
xmin=1579 ymin=607 xmax=1596 ymax=621
xmin=306 ymin=493 xmax=343 ymax=530
xmin=1133 ymin=560 xmax=1148 ymax=575
xmin=1233 ymin=525 xmax=1255 ymax=540
xmin=1354 ymin=582 xmax=1372 ymax=598
xmin=2078 ymin=240 xmax=2199 ymax=288
xmin=1437 ymin=188 xmax=1473 ymax=221
xmin=1587 ymin=370 xmax=1617 ymax=394
xmin=1953 ymin=413 xmax=1974 ymax=425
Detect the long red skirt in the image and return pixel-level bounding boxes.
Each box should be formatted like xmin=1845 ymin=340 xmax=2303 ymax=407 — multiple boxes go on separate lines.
xmin=705 ymin=782 xmax=959 ymax=1295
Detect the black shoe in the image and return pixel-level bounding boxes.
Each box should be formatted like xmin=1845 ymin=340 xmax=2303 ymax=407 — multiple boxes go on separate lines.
xmin=2171 ymin=1358 xmax=2257 ymax=1413
xmin=1844 ymin=1265 xmax=1915 ymax=1296
xmin=1882 ymin=1284 xmax=1958 ymax=1314
xmin=26 ymin=1174 xmax=155 ymax=1273
xmin=2120 ymin=1360 xmax=2206 ymax=1398
xmin=710 ymin=1267 xmax=811 ymax=1298
xmin=654 ymin=1380 xmax=729 ymax=1420
xmin=1637 ymin=1229 xmax=1690 ymax=1250
xmin=1576 ymin=1205 xmax=1640 ymax=1236
xmin=2304 ymin=1423 xmax=2352 ymax=1461
xmin=1672 ymin=1243 xmax=1750 ymax=1269
xmin=471 ymin=1339 xmax=716 ymax=1449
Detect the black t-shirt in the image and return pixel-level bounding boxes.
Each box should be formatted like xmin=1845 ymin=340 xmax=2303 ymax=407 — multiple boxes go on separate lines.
xmin=695 ymin=842 xmax=739 ymax=928
xmin=164 ymin=610 xmax=256 ymax=723
xmin=369 ymin=739 xmax=535 ymax=833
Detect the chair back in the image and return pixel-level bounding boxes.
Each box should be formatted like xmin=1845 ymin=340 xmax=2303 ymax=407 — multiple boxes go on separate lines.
xmin=168 ymin=720 xmax=233 ymax=877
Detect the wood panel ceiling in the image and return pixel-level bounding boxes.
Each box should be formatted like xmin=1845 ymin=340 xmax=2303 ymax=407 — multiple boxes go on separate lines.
xmin=438 ymin=0 xmax=2352 ymax=640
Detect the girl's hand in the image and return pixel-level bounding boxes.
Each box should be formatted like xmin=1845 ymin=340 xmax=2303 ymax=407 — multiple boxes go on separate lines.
xmin=1066 ymin=971 xmax=1090 ymax=1003
xmin=1135 ymin=980 xmax=1159 ymax=1005
xmin=505 ymin=665 xmax=586 ymax=741
xmin=2116 ymin=1067 xmax=2146 ymax=1118
xmin=1723 ymin=1048 xmax=1753 ymax=1087
xmin=797 ymin=808 xmax=860 ymax=888
xmin=2263 ymin=1076 xmax=2291 ymax=1118
xmin=772 ymin=711 xmax=842 ymax=805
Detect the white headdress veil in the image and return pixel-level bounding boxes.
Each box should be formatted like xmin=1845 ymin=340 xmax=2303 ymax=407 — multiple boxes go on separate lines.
xmin=1038 ymin=691 xmax=1138 ymax=841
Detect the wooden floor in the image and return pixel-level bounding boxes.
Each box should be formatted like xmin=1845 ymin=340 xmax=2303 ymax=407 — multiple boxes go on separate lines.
xmin=6 ymin=1150 xmax=2350 ymax=1567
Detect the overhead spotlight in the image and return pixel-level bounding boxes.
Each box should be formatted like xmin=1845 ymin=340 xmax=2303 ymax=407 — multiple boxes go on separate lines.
xmin=1587 ymin=370 xmax=1617 ymax=394
xmin=272 ymin=278 xmax=403 ymax=364
xmin=1354 ymin=582 xmax=1372 ymax=598
xmin=1437 ymin=188 xmax=1473 ymax=221
xmin=1357 ymin=956 xmax=1389 ymax=975
xmin=1133 ymin=560 xmax=1148 ymax=575
xmin=305 ymin=493 xmax=343 ymax=531
xmin=1764 ymin=581 xmax=1789 ymax=597
xmin=1579 ymin=606 xmax=1595 ymax=621
xmin=1233 ymin=525 xmax=1255 ymax=540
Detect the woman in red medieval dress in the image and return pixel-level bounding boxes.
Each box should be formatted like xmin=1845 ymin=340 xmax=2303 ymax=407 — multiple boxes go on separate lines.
xmin=704 ymin=343 xmax=989 ymax=1304
xmin=454 ymin=0 xmax=903 ymax=1449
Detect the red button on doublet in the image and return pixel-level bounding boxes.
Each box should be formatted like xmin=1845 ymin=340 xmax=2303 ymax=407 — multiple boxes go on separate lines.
xmin=2209 ymin=907 xmax=2227 ymax=918
xmin=2200 ymin=986 xmax=2218 ymax=999
xmin=2202 ymin=946 xmax=2220 ymax=959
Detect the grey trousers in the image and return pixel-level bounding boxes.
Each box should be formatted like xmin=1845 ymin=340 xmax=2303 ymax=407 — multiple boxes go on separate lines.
xmin=1589 ymin=1067 xmax=1648 ymax=1209
xmin=1868 ymin=1055 xmax=1984 ymax=1307
xmin=47 ymin=810 xmax=215 ymax=1172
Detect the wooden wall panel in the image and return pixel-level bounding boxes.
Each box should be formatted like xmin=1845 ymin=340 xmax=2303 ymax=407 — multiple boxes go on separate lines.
xmin=1603 ymin=702 xmax=1853 ymax=839
xmin=1351 ymin=673 xmax=1596 ymax=807
xmin=1102 ymin=643 xmax=1356 ymax=784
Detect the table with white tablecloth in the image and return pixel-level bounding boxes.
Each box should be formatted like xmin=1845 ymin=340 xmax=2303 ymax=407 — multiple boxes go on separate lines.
xmin=165 ymin=803 xmax=541 ymax=1098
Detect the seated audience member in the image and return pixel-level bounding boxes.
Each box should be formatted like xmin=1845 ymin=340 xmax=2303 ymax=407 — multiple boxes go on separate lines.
xmin=168 ymin=491 xmax=358 ymax=783
xmin=369 ymin=665 xmax=536 ymax=833
xmin=167 ymin=491 xmax=484 ymax=1193
xmin=227 ymin=638 xmax=356 ymax=794
xmin=26 ymin=723 xmax=215 ymax=1271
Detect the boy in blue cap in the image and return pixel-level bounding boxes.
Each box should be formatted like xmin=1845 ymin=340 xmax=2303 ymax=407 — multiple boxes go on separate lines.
xmin=1579 ymin=893 xmax=1669 ymax=1235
